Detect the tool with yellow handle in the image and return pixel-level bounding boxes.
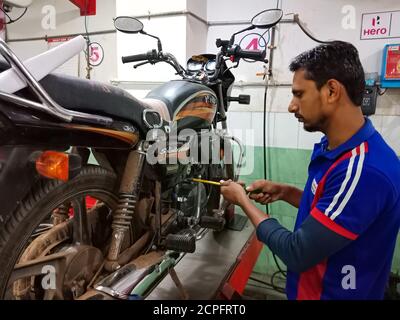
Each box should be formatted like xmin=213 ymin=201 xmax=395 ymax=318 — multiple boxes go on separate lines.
xmin=191 ymin=178 xmax=263 ymax=195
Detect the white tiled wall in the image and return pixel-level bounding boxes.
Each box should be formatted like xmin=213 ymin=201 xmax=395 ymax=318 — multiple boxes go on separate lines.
xmin=297 ymin=127 xmax=323 ymax=150
xmin=369 ymin=115 xmax=383 ymax=133
xmin=273 ymin=113 xmax=299 ymax=149
xmin=381 ymin=116 xmax=400 ymax=155
xmin=227 ymin=111 xmax=320 ymax=150
xmin=227 ymin=111 xmax=400 ymax=154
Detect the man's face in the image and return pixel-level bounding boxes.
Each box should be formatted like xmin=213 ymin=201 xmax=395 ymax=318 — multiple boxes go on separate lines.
xmin=288 ymin=69 xmax=328 ymax=132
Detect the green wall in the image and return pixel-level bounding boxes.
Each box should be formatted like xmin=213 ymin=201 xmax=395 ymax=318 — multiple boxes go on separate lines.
xmin=237 ymin=146 xmax=400 ymax=276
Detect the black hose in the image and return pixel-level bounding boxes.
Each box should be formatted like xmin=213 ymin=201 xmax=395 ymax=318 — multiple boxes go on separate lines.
xmin=294 ymin=14 xmax=334 ymax=44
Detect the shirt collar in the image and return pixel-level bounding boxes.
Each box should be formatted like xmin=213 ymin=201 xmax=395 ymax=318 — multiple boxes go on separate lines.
xmin=312 ymin=117 xmax=376 ymax=161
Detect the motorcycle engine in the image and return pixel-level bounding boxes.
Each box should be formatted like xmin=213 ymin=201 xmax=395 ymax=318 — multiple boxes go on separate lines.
xmin=174 ymin=181 xmax=207 ymax=218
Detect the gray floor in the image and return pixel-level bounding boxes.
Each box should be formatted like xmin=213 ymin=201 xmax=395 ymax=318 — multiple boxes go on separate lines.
xmin=147 ymin=218 xmax=255 ymax=300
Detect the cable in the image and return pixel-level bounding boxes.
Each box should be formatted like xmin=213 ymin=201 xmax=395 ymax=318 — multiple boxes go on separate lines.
xmin=272 ymin=253 xmax=287 ymax=277
xmin=0 ymin=6 xmax=27 ymax=24
xmin=262 ymin=76 xmax=269 ymax=216
xmin=249 ymin=275 xmax=285 ymax=293
xmin=378 ymin=88 xmax=387 ymax=96
xmin=84 ymin=0 xmax=90 ymax=43
xmin=262 ymin=25 xmax=288 ymax=280
xmin=260 ymin=29 xmax=270 ymax=47
xmin=292 ymin=14 xmax=334 ymax=44
xmin=83 ymin=0 xmax=92 ymax=79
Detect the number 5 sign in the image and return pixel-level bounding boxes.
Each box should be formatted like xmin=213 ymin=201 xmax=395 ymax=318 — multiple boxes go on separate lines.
xmin=88 ymin=42 xmax=104 ymax=67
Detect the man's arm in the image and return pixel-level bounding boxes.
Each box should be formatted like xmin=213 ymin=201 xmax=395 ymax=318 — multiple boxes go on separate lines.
xmin=280 ymin=184 xmax=303 ymax=208
xmin=241 ymin=199 xmax=351 ymax=273
xmin=220 ymin=181 xmax=353 ymax=273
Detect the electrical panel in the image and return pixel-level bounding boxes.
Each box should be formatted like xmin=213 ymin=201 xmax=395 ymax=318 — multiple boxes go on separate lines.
xmin=361 ymin=86 xmax=378 ymax=116
xmin=380 ymin=44 xmax=400 ymax=88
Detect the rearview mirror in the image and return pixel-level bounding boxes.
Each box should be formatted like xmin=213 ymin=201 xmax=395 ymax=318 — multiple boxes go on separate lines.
xmin=114 ymin=16 xmax=144 ymax=34
xmin=251 ymin=9 xmax=283 ymax=29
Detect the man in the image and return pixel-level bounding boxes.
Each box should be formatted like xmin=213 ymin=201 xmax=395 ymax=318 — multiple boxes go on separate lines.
xmin=220 ymin=41 xmax=400 ymax=300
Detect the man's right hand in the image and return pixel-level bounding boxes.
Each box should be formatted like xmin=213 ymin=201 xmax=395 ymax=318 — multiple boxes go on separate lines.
xmin=246 ymin=180 xmax=287 ymax=205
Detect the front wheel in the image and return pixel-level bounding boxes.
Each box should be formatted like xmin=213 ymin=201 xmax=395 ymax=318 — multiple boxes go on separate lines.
xmin=0 ymin=165 xmax=119 ymax=299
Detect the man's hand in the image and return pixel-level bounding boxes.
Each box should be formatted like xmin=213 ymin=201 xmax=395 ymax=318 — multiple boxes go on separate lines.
xmin=246 ymin=179 xmax=286 ymax=204
xmin=220 ymin=180 xmax=249 ymax=207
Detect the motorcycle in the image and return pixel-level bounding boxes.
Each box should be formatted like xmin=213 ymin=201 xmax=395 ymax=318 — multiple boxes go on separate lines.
xmin=0 ymin=8 xmax=283 ymax=299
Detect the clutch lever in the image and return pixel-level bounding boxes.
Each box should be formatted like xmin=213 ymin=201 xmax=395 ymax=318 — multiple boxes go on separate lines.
xmin=133 ymin=61 xmax=150 ymax=69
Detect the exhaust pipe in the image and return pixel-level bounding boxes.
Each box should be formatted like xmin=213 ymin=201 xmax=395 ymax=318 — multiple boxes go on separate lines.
xmin=95 ymin=251 xmax=179 ymax=300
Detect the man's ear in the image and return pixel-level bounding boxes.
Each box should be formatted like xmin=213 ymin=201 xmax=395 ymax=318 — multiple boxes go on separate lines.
xmin=326 ymin=79 xmax=341 ymax=102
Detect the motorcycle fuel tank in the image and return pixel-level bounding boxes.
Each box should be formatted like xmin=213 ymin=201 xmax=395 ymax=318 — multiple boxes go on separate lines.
xmin=146 ymin=80 xmax=218 ymax=131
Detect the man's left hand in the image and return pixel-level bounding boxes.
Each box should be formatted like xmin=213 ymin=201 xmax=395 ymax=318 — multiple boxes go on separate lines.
xmin=220 ymin=180 xmax=249 ymax=207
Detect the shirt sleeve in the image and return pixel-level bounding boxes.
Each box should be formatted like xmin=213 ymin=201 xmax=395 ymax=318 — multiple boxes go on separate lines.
xmin=312 ymin=159 xmax=396 ymax=239
xmin=256 ymin=217 xmax=352 ymax=273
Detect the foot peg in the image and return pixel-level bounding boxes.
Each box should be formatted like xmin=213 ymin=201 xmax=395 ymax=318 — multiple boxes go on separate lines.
xmin=165 ymin=229 xmax=196 ymax=253
xmin=199 ymin=215 xmax=226 ymax=231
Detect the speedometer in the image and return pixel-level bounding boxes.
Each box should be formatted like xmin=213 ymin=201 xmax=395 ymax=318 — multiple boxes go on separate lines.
xmin=187 ymin=61 xmax=203 ymax=72
xmin=205 ymin=60 xmax=216 ymax=71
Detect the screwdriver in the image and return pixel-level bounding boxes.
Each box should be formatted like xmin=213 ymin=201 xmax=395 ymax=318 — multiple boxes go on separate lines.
xmin=191 ymin=178 xmax=263 ymax=195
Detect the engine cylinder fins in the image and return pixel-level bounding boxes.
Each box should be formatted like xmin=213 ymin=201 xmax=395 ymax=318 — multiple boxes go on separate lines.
xmin=165 ymin=230 xmax=196 ymax=253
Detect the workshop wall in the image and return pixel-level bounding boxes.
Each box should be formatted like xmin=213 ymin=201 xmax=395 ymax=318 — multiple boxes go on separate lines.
xmin=115 ymin=0 xmax=207 ymax=86
xmin=3 ymin=0 xmax=399 ymax=280
xmin=206 ymin=0 xmax=400 ymax=276
xmin=6 ymin=0 xmax=117 ymax=82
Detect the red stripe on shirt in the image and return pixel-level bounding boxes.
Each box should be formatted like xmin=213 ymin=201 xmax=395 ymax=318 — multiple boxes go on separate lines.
xmin=311 ymin=207 xmax=358 ymax=240
xmin=311 ymin=151 xmax=353 ymax=208
xmin=297 ymin=260 xmax=328 ymax=300
xmin=310 ymin=142 xmax=369 ymax=209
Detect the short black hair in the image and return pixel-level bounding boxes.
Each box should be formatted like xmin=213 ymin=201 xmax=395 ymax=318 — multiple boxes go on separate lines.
xmin=289 ymin=41 xmax=365 ymax=106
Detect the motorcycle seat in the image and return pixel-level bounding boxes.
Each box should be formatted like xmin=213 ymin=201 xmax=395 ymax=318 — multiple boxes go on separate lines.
xmin=0 ymin=60 xmax=170 ymax=134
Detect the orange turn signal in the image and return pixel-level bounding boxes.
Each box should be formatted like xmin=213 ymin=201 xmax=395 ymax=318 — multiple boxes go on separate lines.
xmin=35 ymin=151 xmax=69 ymax=182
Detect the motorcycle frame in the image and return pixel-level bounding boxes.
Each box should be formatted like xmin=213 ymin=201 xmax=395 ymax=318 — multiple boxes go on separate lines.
xmin=0 ymin=35 xmax=245 ymax=265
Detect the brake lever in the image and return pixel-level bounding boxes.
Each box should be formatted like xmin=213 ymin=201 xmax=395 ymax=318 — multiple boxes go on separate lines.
xmin=133 ymin=61 xmax=150 ymax=69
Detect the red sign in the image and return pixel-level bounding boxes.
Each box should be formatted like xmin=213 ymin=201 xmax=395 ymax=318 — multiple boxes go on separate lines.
xmin=385 ymin=45 xmax=400 ymax=79
xmin=361 ymin=10 xmax=400 ymax=40
xmin=69 ymin=0 xmax=96 ymax=16
xmin=47 ymin=37 xmax=74 ymax=43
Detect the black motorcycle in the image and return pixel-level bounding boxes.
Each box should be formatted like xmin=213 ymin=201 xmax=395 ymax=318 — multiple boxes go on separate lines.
xmin=0 ymin=9 xmax=282 ymax=299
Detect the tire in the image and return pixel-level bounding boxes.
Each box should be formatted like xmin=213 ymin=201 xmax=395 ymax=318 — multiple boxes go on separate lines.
xmin=0 ymin=165 xmax=118 ymax=299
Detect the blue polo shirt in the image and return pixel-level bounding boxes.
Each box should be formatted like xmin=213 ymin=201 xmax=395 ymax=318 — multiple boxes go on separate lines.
xmin=256 ymin=118 xmax=400 ymax=299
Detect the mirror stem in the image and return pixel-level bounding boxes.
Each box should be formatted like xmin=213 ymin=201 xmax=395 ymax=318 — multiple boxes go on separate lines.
xmin=141 ymin=31 xmax=163 ymax=52
xmin=230 ymin=25 xmax=255 ymax=45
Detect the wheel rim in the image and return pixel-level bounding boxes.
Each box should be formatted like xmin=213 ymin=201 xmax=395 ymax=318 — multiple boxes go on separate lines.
xmin=4 ymin=189 xmax=118 ymax=300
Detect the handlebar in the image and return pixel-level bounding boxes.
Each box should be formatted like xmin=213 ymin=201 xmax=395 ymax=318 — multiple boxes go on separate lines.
xmin=226 ymin=46 xmax=267 ymax=63
xmin=121 ymin=50 xmax=158 ymax=64
xmin=121 ymin=43 xmax=266 ymax=83
xmin=122 ymin=49 xmax=187 ymax=77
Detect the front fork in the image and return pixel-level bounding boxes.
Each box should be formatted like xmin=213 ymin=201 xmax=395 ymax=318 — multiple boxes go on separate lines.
xmin=214 ymin=82 xmax=246 ymax=214
xmin=215 ymin=81 xmax=245 ymax=179
xmin=105 ymin=141 xmax=147 ymax=272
